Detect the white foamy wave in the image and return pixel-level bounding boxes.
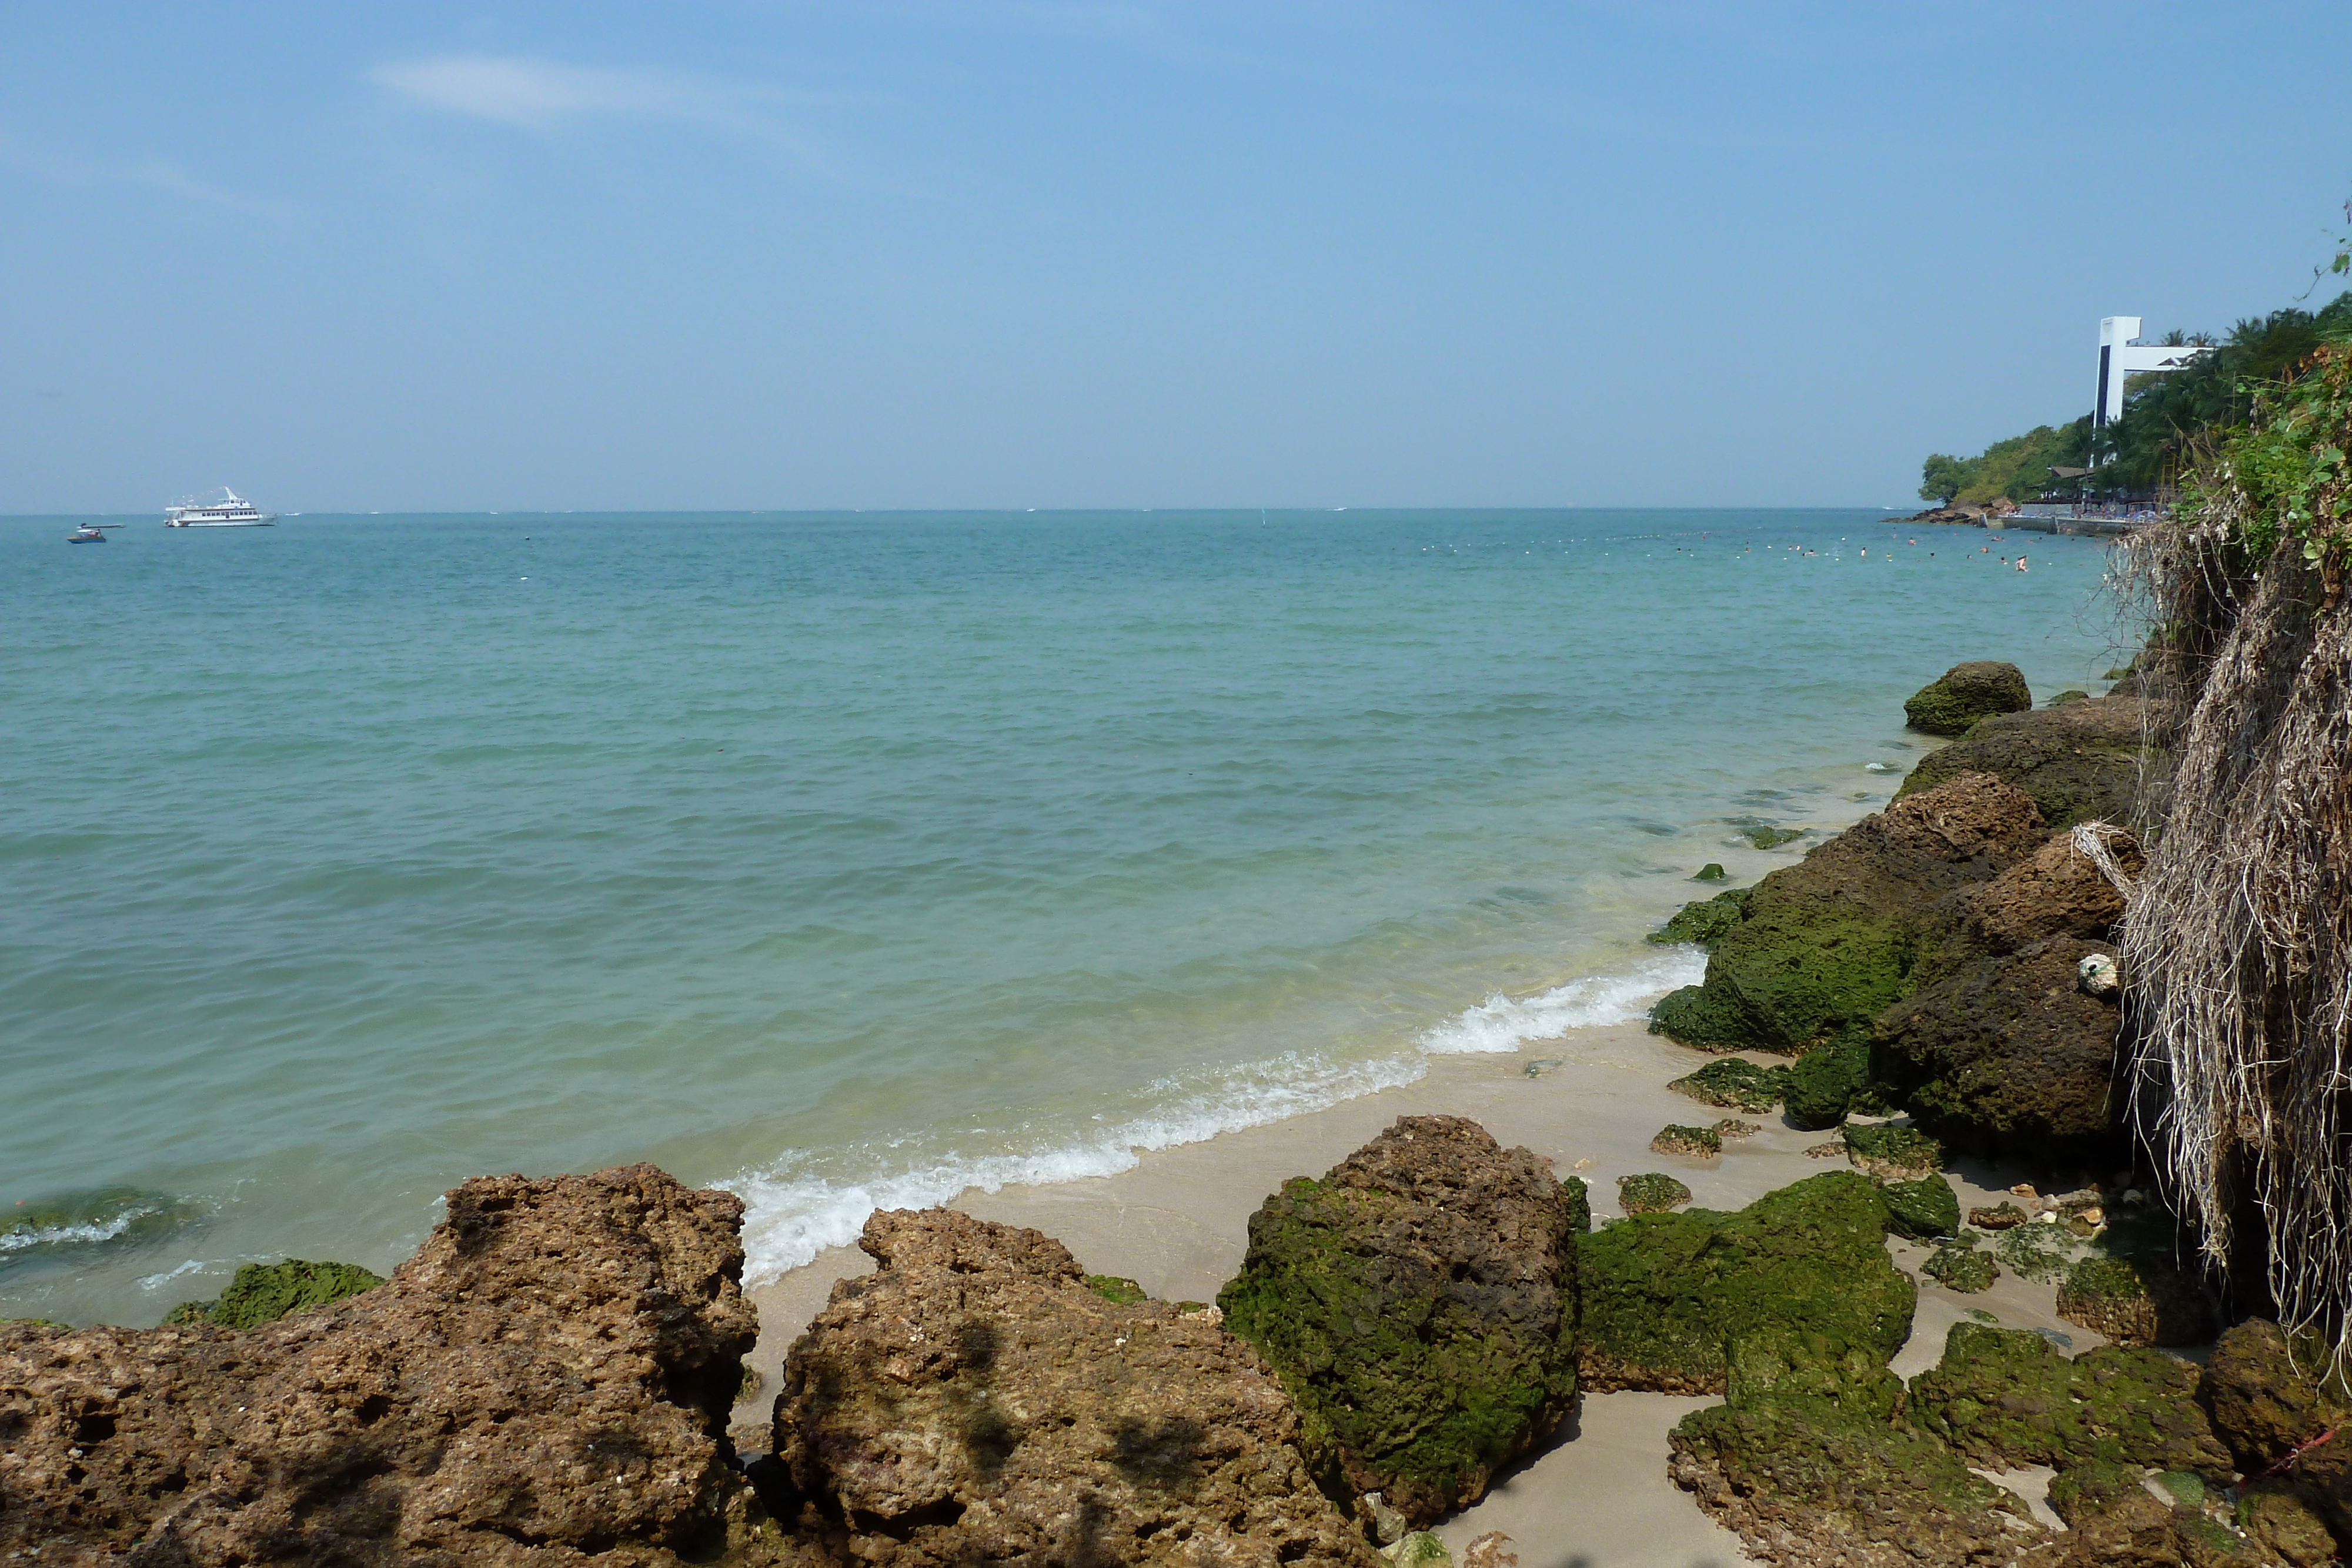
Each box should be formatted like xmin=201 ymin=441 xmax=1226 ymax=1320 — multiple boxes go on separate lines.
xmin=0 ymin=1207 xmax=165 ymax=1254
xmin=727 ymin=953 xmax=1702 ymax=1286
xmin=1416 ymin=948 xmax=1706 ymax=1055
xmin=726 ymin=1051 xmax=1425 ymax=1285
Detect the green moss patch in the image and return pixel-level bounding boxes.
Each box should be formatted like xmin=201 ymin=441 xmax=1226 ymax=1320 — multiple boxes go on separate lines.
xmin=2054 ymin=1255 xmax=2213 ymax=1347
xmin=1562 ymin=1176 xmax=1590 ymax=1236
xmin=1617 ymin=1173 xmax=1693 ymax=1213
xmin=168 ymin=1259 xmax=385 ymax=1329
xmin=1579 ymin=1172 xmax=1913 ymax=1395
xmin=1783 ymin=1039 xmax=1870 ymax=1129
xmin=1904 ymin=663 xmax=2030 ymax=737
xmin=1991 ymin=1221 xmax=2077 ymax=1283
xmin=1648 ymin=889 xmax=1749 ymax=949
xmin=1879 ymin=1176 xmax=1960 ymax=1241
xmin=1906 ymin=1321 xmax=2231 ymax=1473
xmin=1693 ymin=862 xmax=1728 ymax=881
xmin=1840 ymin=1122 xmax=1942 ymax=1180
xmin=1666 ymin=1058 xmax=1790 ymax=1112
xmin=1921 ymin=1245 xmax=1996 ymax=1292
xmin=1084 ymin=1273 xmax=1148 ymax=1305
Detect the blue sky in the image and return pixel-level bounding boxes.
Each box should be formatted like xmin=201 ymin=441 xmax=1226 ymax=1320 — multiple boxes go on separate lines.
xmin=5 ymin=3 xmax=2348 ymax=511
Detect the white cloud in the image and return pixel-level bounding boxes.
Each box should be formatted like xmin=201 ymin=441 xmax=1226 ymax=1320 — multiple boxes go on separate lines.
xmin=372 ymin=58 xmax=694 ymax=130
xmin=0 ymin=131 xmax=289 ymax=218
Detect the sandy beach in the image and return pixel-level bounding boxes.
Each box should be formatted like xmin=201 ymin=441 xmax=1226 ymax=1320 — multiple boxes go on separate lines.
xmin=739 ymin=1007 xmax=2111 ymax=1567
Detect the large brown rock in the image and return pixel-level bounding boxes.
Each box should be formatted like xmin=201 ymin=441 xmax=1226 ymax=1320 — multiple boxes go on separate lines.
xmin=1952 ymin=827 xmax=2140 ymax=957
xmin=1872 ymin=934 xmax=2120 ymax=1158
xmin=773 ymin=1208 xmax=1378 ymax=1567
xmin=1896 ymin=695 xmax=2171 ymax=829
xmin=1649 ymin=772 xmax=2048 ymax=1061
xmin=1903 ymin=661 xmax=2032 ymax=736
xmin=2199 ymin=1321 xmax=2352 ymax=1552
xmin=0 ymin=1164 xmax=804 ymax=1567
xmin=1217 ymin=1116 xmax=1581 ymax=1525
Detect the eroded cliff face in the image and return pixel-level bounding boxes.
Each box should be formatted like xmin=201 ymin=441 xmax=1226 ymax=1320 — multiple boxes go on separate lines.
xmin=0 ymin=1164 xmax=807 ymax=1567
xmin=769 ymin=1207 xmax=1378 ymax=1568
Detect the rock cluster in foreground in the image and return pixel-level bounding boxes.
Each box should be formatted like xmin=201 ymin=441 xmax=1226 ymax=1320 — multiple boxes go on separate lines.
xmin=0 ymin=1164 xmax=801 ymax=1566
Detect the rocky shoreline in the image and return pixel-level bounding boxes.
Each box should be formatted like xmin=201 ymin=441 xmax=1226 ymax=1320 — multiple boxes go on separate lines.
xmin=6 ymin=664 xmax=2346 ymax=1567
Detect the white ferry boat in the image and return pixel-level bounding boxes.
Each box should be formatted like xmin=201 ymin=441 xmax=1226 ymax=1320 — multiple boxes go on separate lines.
xmin=164 ymin=488 xmax=277 ymax=527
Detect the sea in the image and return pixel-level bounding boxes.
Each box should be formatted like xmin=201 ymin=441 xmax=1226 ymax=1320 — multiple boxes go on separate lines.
xmin=0 ymin=509 xmax=2127 ymax=1325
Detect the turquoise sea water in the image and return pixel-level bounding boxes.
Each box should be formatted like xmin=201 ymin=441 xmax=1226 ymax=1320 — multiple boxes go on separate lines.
xmin=1 ymin=509 xmax=2124 ymax=1324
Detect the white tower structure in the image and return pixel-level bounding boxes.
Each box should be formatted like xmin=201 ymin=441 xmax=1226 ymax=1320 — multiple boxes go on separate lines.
xmin=2096 ymin=316 xmax=2214 ymax=435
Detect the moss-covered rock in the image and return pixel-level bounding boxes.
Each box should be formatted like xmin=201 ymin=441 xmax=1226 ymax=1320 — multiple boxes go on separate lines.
xmin=166 ymin=1259 xmax=385 ymax=1329
xmin=1648 ymin=889 xmax=1749 ymax=949
xmin=1896 ymin=695 xmax=2171 ymax=830
xmin=1217 ymin=1116 xmax=1580 ymax=1526
xmin=1842 ymin=1122 xmax=1942 ymax=1181
xmin=1666 ymin=1057 xmax=1790 ymax=1112
xmin=1734 ymin=823 xmax=1806 ymax=850
xmin=1616 ymin=1172 xmax=1692 ymax=1213
xmin=1992 ymin=1221 xmax=2077 ymax=1283
xmin=1579 ymin=1172 xmax=1913 ymax=1395
xmin=2046 ymin=689 xmax=2090 ymax=707
xmin=1649 ymin=773 xmax=2046 ymax=1057
xmin=2237 ymin=1483 xmax=2343 ymax=1567
xmin=2055 ymin=1255 xmax=2213 ymax=1348
xmin=1649 ymin=1124 xmax=1722 ymax=1158
xmin=1561 ymin=1175 xmax=1590 ymax=1237
xmin=1725 ymin=1325 xmax=1907 ymax=1422
xmin=2199 ymin=1320 xmax=2352 ymax=1554
xmin=1922 ymin=1245 xmax=1996 ymax=1293
xmin=1784 ymin=1038 xmax=1871 ymax=1129
xmin=1082 ymin=1273 xmax=1147 ymax=1305
xmin=1713 ymin=1118 xmax=1762 ymax=1140
xmin=1905 ymin=661 xmax=2032 ymax=736
xmin=1906 ymin=1322 xmax=2231 ymax=1474
xmin=1968 ymin=1201 xmax=2030 ymax=1230
xmin=1670 ymin=1388 xmax=2029 ymax=1567
xmin=1880 ymin=1177 xmax=1960 ymax=1241
xmin=1693 ymin=862 xmax=1728 ymax=881
xmin=2043 ymin=1456 xmax=2145 ymax=1526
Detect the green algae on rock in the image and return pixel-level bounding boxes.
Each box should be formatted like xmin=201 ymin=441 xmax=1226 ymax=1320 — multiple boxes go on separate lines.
xmin=1895 ymin=694 xmax=2169 ymax=829
xmin=1666 ymin=1057 xmax=1790 ymax=1112
xmin=1081 ymin=1273 xmax=1148 ymax=1305
xmin=1217 ymin=1116 xmax=1581 ymax=1526
xmin=1648 ymin=773 xmax=2046 ymax=1058
xmin=1580 ymin=1172 xmax=1913 ymax=1395
xmin=166 ymin=1258 xmax=385 ymax=1329
xmin=1649 ymin=1124 xmax=1722 ymax=1158
xmin=1879 ymin=1176 xmax=1960 ymax=1242
xmin=1669 ymin=1383 xmax=2028 ymax=1567
xmin=1921 ymin=1244 xmax=1996 ymax=1292
xmin=1841 ymin=1122 xmax=1943 ymax=1181
xmin=1906 ymin=1321 xmax=2231 ymax=1474
xmin=1992 ymin=1220 xmax=2078 ymax=1283
xmin=1692 ymin=862 xmax=1728 ymax=881
xmin=1616 ymin=1172 xmax=1693 ymax=1214
xmin=1646 ymin=888 xmax=1749 ymax=949
xmin=1561 ymin=1175 xmax=1591 ymax=1237
xmin=1783 ymin=1038 xmax=1871 ymax=1129
xmin=1904 ymin=661 xmax=2033 ymax=736
xmin=2054 ymin=1254 xmax=2213 ymax=1348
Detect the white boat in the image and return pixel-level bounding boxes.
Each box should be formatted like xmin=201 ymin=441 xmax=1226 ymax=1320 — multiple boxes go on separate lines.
xmin=164 ymin=488 xmax=277 ymax=527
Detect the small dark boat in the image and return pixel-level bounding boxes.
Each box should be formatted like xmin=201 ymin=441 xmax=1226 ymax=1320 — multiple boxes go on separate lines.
xmin=68 ymin=524 xmax=122 ymax=544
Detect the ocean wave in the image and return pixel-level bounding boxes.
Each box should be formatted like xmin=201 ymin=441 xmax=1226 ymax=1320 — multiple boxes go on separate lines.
xmin=726 ymin=952 xmax=1699 ymax=1285
xmin=1416 ymin=948 xmax=1705 ymax=1055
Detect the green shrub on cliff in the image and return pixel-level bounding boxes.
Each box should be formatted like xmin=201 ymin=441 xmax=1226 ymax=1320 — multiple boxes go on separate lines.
xmin=168 ymin=1258 xmax=385 ymax=1329
xmin=1579 ymin=1172 xmax=1914 ymax=1395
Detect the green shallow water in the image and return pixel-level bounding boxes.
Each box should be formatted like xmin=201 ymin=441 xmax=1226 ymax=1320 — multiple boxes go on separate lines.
xmin=0 ymin=509 xmax=2124 ymax=1323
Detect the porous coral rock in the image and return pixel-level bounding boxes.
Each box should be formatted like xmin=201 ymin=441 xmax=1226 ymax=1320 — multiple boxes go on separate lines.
xmin=2055 ymin=1255 xmax=2213 ymax=1348
xmin=1649 ymin=773 xmax=2046 ymax=1057
xmin=1921 ymin=1245 xmax=1996 ymax=1293
xmin=1896 ymin=694 xmax=2171 ymax=830
xmin=1713 ymin=1118 xmax=1763 ymax=1139
xmin=1905 ymin=661 xmax=2033 ymax=736
xmin=1906 ymin=1322 xmax=2231 ymax=1475
xmin=1969 ymin=1201 xmax=2032 ymax=1230
xmin=779 ymin=1207 xmax=1379 ymax=1566
xmin=1953 ymin=828 xmax=2141 ymax=956
xmin=1872 ymin=935 xmax=2123 ymax=1160
xmin=1579 ymin=1172 xmax=1913 ymax=1396
xmin=1215 ymin=1116 xmax=1579 ymax=1527
xmin=0 ymin=1164 xmax=794 ymax=1567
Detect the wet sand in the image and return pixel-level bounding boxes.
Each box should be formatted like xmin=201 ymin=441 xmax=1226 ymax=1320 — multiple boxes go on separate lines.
xmin=739 ymin=1015 xmax=2106 ymax=1566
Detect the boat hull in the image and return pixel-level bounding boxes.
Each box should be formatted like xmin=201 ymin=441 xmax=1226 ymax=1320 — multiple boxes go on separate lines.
xmin=165 ymin=519 xmax=276 ymax=528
